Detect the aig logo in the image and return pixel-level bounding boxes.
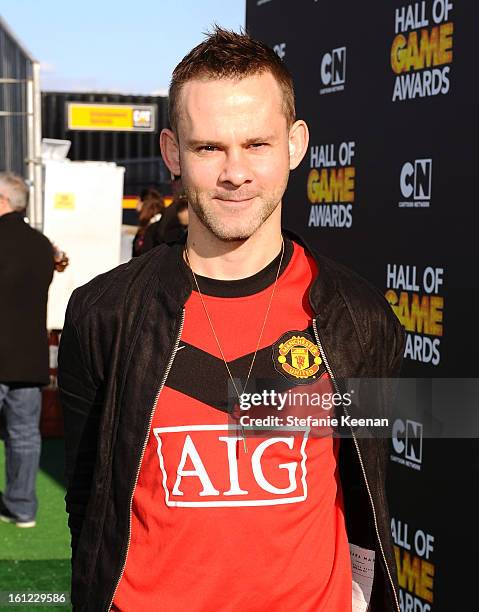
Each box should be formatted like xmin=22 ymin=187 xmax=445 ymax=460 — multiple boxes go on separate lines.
xmin=153 ymin=425 xmax=309 ymax=507
xmin=390 ymin=419 xmax=423 ymax=470
xmin=398 ymin=159 xmax=432 ymax=208
xmin=320 ymin=47 xmax=346 ymax=94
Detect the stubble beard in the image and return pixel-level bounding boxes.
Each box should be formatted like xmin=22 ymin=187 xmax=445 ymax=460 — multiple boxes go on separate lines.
xmin=184 ymin=187 xmax=284 ymax=242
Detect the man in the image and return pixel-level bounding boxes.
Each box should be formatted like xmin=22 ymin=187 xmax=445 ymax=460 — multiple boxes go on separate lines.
xmin=58 ymin=28 xmax=405 ymax=611
xmin=0 ymin=172 xmax=55 ymax=528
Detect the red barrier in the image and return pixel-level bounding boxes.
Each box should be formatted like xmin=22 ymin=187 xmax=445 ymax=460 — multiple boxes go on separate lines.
xmin=40 ymin=330 xmax=64 ymax=438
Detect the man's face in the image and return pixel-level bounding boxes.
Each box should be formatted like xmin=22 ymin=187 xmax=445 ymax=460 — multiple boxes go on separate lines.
xmin=0 ymin=193 xmax=12 ymax=216
xmin=174 ymin=72 xmax=292 ymax=241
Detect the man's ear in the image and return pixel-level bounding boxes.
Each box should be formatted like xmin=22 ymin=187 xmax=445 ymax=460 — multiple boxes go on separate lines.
xmin=288 ymin=120 xmax=309 ymax=170
xmin=160 ymin=128 xmax=181 ymax=176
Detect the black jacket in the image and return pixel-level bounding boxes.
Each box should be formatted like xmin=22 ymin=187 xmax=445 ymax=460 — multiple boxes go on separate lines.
xmin=0 ymin=211 xmax=54 ymax=385
xmin=58 ymin=230 xmax=405 ymax=612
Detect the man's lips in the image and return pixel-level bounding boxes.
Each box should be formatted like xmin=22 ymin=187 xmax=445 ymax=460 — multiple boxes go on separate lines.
xmin=213 ymin=195 xmax=256 ymax=203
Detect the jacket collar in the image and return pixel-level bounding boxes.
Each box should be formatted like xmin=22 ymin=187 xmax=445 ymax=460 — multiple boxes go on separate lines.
xmin=281 ymin=227 xmax=339 ymax=325
xmin=0 ymin=211 xmax=24 ymax=224
xmin=152 ymin=238 xmax=192 ymax=317
xmin=153 ymin=227 xmax=339 ymax=325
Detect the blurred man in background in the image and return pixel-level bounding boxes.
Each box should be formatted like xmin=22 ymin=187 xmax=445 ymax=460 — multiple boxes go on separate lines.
xmin=0 ymin=172 xmax=54 ymax=528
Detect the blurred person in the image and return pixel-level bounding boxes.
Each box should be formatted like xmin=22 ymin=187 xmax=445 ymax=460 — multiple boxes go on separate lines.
xmin=141 ymin=193 xmax=189 ymax=252
xmin=58 ymin=28 xmax=405 ymax=611
xmin=0 ymin=172 xmax=55 ymax=528
xmin=131 ymin=187 xmax=164 ymax=257
xmin=135 ymin=188 xmax=149 ymax=214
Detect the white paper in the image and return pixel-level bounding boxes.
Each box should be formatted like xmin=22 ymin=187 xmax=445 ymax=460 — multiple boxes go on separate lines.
xmin=350 ymin=543 xmax=376 ymax=612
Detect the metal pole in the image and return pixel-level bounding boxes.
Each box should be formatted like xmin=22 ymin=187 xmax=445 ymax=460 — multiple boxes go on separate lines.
xmin=32 ymin=61 xmax=43 ymax=231
xmin=26 ymin=69 xmax=35 ymax=224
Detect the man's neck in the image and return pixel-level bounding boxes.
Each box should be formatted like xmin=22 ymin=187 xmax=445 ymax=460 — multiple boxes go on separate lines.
xmin=185 ymin=210 xmax=283 ymax=280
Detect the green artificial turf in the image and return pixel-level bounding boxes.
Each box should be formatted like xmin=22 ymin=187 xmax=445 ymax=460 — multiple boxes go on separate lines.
xmin=0 ymin=439 xmax=71 ymax=611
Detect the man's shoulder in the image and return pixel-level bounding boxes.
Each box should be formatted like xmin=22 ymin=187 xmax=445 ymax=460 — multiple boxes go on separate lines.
xmin=304 ymin=244 xmax=402 ymax=339
xmin=321 ymin=253 xmax=391 ymax=314
xmin=0 ymin=214 xmax=52 ymax=248
xmin=29 ymin=225 xmax=55 ymax=256
xmin=287 ymin=229 xmax=396 ymax=325
xmin=309 ymin=250 xmax=405 ymax=374
xmin=0 ymin=216 xmax=53 ymax=273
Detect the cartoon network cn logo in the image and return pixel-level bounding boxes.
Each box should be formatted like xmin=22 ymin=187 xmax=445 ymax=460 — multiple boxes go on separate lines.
xmin=399 ymin=159 xmax=432 ymax=208
xmin=273 ymin=43 xmax=286 ymax=60
xmin=153 ymin=425 xmax=309 ymax=507
xmin=390 ymin=419 xmax=423 ymax=471
xmin=320 ymin=47 xmax=346 ymax=95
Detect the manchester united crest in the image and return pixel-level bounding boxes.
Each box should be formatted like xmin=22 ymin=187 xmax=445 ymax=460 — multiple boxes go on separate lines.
xmin=272 ymin=330 xmax=325 ymax=384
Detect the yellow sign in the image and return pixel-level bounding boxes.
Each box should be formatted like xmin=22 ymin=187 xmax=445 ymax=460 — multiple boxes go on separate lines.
xmin=54 ymin=193 xmax=75 ymax=210
xmin=122 ymin=195 xmax=175 ymax=209
xmin=122 ymin=196 xmax=138 ymax=210
xmin=67 ymin=103 xmax=156 ymax=132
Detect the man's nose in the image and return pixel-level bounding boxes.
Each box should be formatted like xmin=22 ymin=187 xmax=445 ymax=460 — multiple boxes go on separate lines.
xmin=218 ymin=150 xmax=253 ymax=187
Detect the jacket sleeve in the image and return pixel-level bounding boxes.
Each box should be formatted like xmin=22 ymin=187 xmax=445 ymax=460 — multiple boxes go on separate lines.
xmin=372 ymin=301 xmax=406 ymax=421
xmin=58 ymin=292 xmax=102 ymax=560
xmin=387 ymin=310 xmax=406 ymax=379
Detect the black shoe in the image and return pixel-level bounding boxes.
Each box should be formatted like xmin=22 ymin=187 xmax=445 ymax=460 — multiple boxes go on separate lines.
xmin=0 ymin=495 xmax=36 ymax=528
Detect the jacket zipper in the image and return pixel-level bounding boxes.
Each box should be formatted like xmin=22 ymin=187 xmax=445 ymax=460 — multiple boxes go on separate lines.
xmin=107 ymin=308 xmax=186 ymax=611
xmin=312 ymin=318 xmax=401 ymax=612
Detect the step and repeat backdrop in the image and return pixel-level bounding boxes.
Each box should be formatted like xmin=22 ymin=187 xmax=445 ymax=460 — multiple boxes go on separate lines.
xmin=247 ymin=1 xmax=476 ymax=610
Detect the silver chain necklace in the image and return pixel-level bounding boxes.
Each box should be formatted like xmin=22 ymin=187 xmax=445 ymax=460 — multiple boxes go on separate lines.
xmin=184 ymin=237 xmax=285 ymax=453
